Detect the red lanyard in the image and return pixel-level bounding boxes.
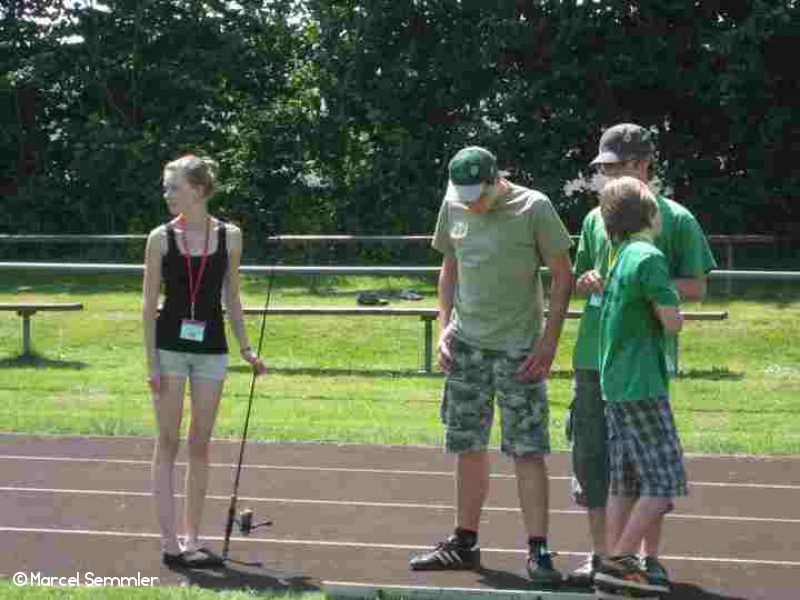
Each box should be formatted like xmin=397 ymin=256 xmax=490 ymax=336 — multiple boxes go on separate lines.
xmin=180 ymin=216 xmax=211 ymax=320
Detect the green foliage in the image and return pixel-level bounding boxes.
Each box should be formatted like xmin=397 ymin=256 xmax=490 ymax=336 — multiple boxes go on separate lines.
xmin=1 ymin=1 xmax=798 ymax=238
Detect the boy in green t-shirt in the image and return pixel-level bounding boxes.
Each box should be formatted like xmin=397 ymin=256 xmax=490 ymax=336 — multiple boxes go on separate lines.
xmin=592 ymin=177 xmax=686 ymax=598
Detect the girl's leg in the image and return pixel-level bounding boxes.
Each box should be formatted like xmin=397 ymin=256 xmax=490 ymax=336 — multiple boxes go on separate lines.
xmin=151 ymin=374 xmax=187 ymax=554
xmin=184 ymin=377 xmax=224 ymax=551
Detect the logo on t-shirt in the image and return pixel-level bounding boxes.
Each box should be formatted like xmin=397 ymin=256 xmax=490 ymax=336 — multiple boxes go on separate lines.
xmin=450 ymin=221 xmax=468 ymax=241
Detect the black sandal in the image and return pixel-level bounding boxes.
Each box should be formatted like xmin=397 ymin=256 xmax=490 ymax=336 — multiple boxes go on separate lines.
xmin=181 ymin=547 xmax=224 ymax=568
xmin=162 ymin=551 xmax=187 ymax=567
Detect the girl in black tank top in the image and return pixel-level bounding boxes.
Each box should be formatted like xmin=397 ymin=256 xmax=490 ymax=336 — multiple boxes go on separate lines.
xmin=156 ymin=222 xmax=229 ymax=353
xmin=142 ymin=155 xmax=266 ymax=567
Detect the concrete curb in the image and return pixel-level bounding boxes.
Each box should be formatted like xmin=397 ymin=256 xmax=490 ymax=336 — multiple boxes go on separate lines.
xmin=323 ymin=581 xmax=593 ymax=600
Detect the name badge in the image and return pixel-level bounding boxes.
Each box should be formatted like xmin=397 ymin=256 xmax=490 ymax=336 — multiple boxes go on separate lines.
xmin=588 ymin=293 xmax=603 ymax=308
xmin=180 ymin=319 xmax=206 ymax=342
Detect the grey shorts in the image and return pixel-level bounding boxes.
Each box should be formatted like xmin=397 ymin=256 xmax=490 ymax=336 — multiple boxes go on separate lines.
xmin=566 ymin=369 xmax=608 ymax=508
xmin=440 ymin=337 xmax=550 ymax=457
xmin=157 ymin=350 xmax=228 ymax=382
xmin=605 ymin=397 xmax=688 ymax=499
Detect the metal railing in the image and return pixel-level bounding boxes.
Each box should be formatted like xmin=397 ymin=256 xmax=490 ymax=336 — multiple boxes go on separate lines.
xmin=0 ymin=261 xmax=798 ymax=280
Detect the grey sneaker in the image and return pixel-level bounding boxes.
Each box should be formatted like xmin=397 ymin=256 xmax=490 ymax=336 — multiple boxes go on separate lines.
xmin=526 ymin=549 xmax=563 ymax=586
xmin=568 ymin=552 xmax=602 ymax=586
xmin=643 ymin=556 xmax=671 ymax=591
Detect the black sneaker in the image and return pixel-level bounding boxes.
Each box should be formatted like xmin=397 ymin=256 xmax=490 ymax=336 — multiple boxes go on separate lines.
xmin=527 ymin=548 xmax=563 ymax=586
xmin=409 ymin=534 xmax=480 ymax=571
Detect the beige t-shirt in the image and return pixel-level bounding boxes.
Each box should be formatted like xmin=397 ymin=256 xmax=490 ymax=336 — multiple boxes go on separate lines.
xmin=432 ymin=182 xmax=573 ymax=353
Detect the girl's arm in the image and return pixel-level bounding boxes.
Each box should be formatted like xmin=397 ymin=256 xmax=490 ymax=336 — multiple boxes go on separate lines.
xmin=224 ymin=224 xmax=267 ymax=375
xmin=142 ymin=228 xmax=164 ymax=392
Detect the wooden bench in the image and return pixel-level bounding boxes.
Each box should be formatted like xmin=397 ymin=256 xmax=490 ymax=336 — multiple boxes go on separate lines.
xmin=244 ymin=306 xmax=728 ymax=374
xmin=0 ymin=303 xmax=84 ymax=356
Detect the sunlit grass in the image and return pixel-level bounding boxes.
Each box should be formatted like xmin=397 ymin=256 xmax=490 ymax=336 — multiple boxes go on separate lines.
xmin=0 ymin=273 xmax=798 ymax=455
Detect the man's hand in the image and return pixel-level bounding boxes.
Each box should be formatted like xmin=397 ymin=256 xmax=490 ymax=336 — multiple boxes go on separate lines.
xmin=437 ymin=323 xmax=455 ymax=374
xmin=516 ymin=337 xmax=557 ymax=382
xmin=576 ymin=269 xmax=604 ymax=295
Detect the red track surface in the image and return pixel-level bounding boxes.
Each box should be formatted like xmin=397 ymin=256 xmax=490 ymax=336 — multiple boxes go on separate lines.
xmin=1 ymin=434 xmax=798 ymax=599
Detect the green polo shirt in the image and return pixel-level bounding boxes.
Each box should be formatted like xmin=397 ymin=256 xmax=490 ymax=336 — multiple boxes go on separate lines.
xmin=572 ymin=195 xmax=717 ymax=371
xmin=600 ymin=240 xmax=680 ymax=403
xmin=432 ymin=182 xmax=573 ymax=353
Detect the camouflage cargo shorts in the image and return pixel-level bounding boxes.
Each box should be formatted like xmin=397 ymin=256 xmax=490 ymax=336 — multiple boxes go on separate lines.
xmin=440 ymin=336 xmax=550 ymax=457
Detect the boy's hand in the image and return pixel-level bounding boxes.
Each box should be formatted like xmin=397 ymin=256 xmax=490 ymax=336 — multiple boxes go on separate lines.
xmin=654 ymin=304 xmax=684 ymax=335
xmin=577 ymin=270 xmax=604 ymax=294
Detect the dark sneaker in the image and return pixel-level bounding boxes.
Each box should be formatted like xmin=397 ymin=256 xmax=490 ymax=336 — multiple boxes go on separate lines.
xmin=567 ymin=552 xmax=602 ymax=586
xmin=526 ymin=549 xmax=563 ymax=586
xmin=643 ymin=556 xmax=671 ymax=592
xmin=409 ymin=535 xmax=480 ymax=571
xmin=595 ymin=554 xmax=667 ymax=595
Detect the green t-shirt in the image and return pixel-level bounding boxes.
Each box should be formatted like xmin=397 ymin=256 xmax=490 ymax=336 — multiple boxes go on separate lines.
xmin=432 ymin=182 xmax=573 ymax=353
xmin=600 ymin=240 xmax=680 ymax=403
xmin=571 ymin=194 xmax=717 ymax=371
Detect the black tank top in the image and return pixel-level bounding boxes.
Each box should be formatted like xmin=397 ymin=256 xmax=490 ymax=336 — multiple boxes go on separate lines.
xmin=156 ymin=222 xmax=229 ymax=354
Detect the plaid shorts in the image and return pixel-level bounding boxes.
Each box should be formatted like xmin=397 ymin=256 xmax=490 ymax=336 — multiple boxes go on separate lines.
xmin=440 ymin=337 xmax=550 ymax=457
xmin=605 ymin=397 xmax=688 ymax=499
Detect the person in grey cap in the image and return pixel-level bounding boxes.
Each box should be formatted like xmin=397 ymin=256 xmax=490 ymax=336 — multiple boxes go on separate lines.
xmin=409 ymin=146 xmax=574 ymax=585
xmin=566 ymin=124 xmax=716 ymax=590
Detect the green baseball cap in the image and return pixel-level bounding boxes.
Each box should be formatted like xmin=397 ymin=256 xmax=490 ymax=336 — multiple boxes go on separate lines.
xmin=446 ymin=146 xmax=498 ymax=204
xmin=590 ymin=123 xmax=655 ymax=166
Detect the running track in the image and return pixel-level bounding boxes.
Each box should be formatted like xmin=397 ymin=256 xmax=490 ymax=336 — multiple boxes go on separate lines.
xmin=1 ymin=434 xmax=798 ymax=599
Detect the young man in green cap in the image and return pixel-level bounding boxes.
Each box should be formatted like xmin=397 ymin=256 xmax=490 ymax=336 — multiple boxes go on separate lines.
xmin=409 ymin=146 xmax=574 ymax=585
xmin=567 ymin=124 xmax=716 ymax=588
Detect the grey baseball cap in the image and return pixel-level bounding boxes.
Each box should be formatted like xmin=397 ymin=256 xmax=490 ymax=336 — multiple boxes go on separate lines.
xmin=590 ymin=123 xmax=655 ymax=166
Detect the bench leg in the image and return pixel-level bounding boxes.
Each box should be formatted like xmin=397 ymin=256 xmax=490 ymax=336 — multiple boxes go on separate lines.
xmin=422 ymin=318 xmax=433 ymax=374
xmin=21 ymin=313 xmax=32 ymax=356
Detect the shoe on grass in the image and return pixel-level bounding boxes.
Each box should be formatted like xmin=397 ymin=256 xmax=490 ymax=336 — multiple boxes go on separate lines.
xmin=409 ymin=534 xmax=480 ymax=571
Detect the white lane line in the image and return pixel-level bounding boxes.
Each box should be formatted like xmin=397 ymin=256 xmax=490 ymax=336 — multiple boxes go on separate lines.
xmin=2 ymin=455 xmax=798 ymax=490
xmin=2 ymin=486 xmax=799 ymax=525
xmin=1 ymin=526 xmax=799 ymax=568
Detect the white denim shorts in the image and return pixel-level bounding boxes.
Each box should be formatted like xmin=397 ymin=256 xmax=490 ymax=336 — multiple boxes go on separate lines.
xmin=157 ymin=350 xmax=228 ymax=382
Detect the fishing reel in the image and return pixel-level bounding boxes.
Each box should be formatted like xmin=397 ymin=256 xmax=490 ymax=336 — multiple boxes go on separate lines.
xmin=235 ymin=508 xmax=273 ymax=536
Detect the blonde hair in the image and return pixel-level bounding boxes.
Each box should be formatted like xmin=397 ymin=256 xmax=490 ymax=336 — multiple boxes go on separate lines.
xmin=164 ymin=155 xmax=217 ymax=197
xmin=600 ymin=176 xmax=658 ymax=242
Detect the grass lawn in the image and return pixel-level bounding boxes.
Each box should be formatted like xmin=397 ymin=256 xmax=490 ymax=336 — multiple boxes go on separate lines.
xmin=0 ymin=582 xmax=327 ymax=599
xmin=0 ymin=272 xmax=798 ymax=455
